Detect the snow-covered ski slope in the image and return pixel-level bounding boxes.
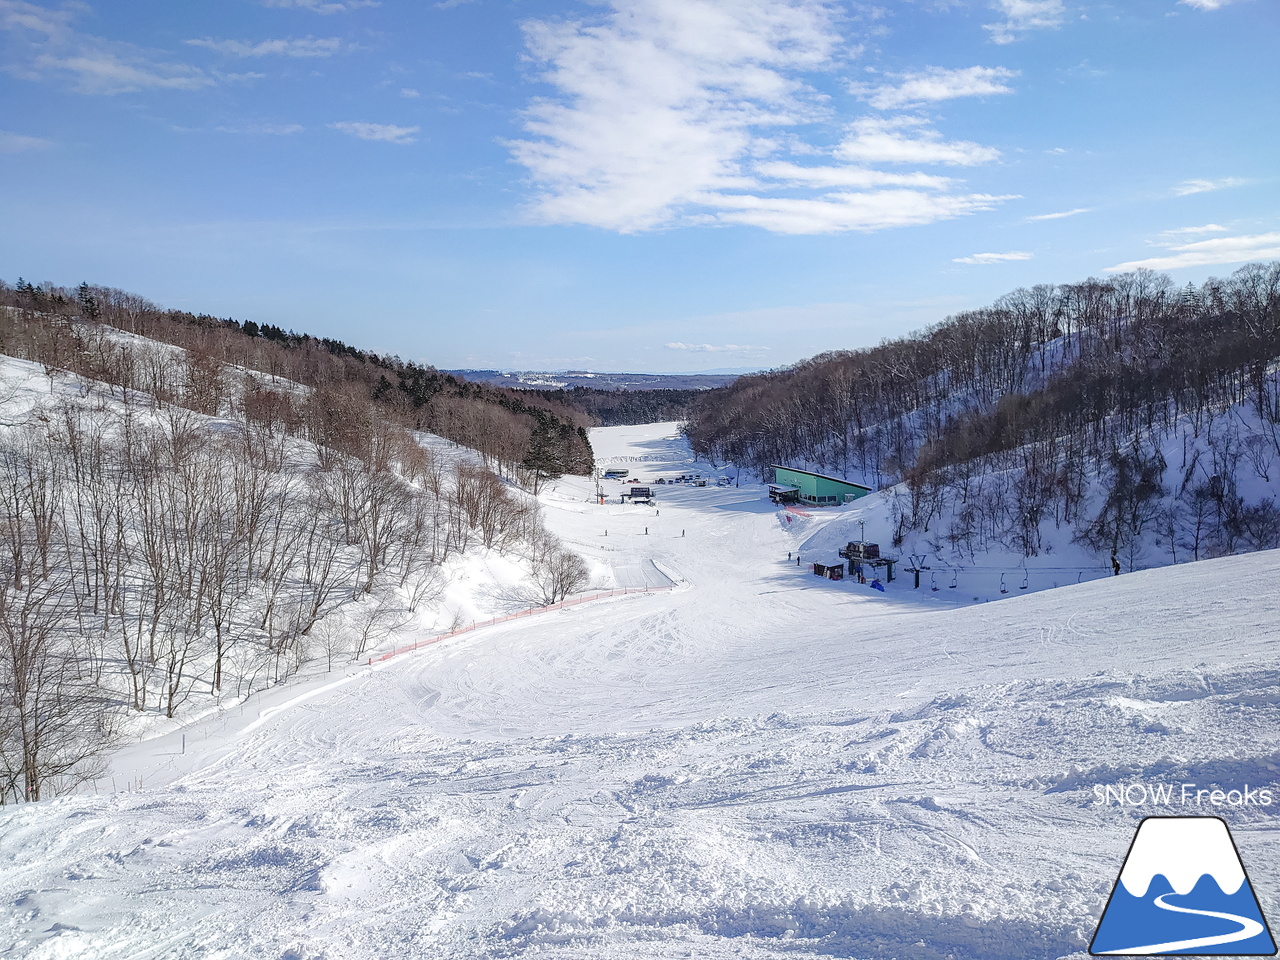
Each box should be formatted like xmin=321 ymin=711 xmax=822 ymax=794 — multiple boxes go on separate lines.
xmin=5 ymin=422 xmax=1280 ymax=960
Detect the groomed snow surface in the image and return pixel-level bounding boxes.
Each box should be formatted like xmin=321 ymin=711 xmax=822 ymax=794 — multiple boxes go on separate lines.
xmin=4 ymin=422 xmax=1280 ymax=960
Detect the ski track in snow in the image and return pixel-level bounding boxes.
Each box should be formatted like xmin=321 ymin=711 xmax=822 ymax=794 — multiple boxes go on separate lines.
xmin=3 ymin=422 xmax=1280 ymax=960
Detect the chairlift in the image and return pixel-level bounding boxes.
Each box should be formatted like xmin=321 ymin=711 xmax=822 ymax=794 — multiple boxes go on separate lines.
xmin=1020 ymin=571 xmax=1028 ymax=590
xmin=949 ymin=570 xmax=958 ymax=589
xmin=930 ymin=572 xmax=938 ymax=592
xmin=1000 ymin=574 xmax=1008 ymax=595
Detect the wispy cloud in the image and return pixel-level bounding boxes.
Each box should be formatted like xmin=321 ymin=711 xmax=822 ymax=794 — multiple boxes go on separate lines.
xmin=30 ymin=50 xmax=211 ymax=94
xmin=217 ymin=122 xmax=305 ymax=135
xmin=0 ymin=0 xmax=74 ymax=39
xmin=665 ymin=342 xmax=770 ymax=355
xmin=953 ymin=250 xmax=1033 ymax=264
xmin=710 ymin=190 xmax=1017 ymax=235
xmin=1173 ymin=177 xmax=1246 ymax=196
xmin=261 ymin=0 xmax=378 ymax=13
xmin=1180 ymin=0 xmax=1243 ymax=9
xmin=855 ymin=66 xmax=1018 ymax=110
xmin=1 ymin=0 xmax=212 ymax=94
xmin=1156 ymin=223 xmax=1227 ymax=242
xmin=186 ymin=36 xmax=342 ymax=58
xmin=836 ymin=115 xmax=1001 ymax=166
xmin=330 ymin=121 xmax=419 ymax=143
xmin=1026 ymin=207 xmax=1091 ymax=221
xmin=756 ymin=161 xmax=955 ymax=190
xmin=0 ymin=128 xmax=51 ymax=152
xmin=985 ymin=0 xmax=1065 ymax=44
xmin=1106 ymin=232 xmax=1280 ymax=272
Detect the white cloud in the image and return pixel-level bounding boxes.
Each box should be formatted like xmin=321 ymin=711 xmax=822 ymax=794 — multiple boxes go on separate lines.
xmin=400 ymin=87 xmax=420 ymax=98
xmin=1180 ymin=0 xmax=1242 ymax=9
xmin=953 ymin=250 xmax=1034 ymax=264
xmin=508 ymin=0 xmax=1012 ymax=235
xmin=1173 ymin=177 xmax=1246 ymax=196
xmin=1106 ymin=232 xmax=1280 ymax=272
xmin=0 ymin=0 xmax=212 ymax=94
xmin=1025 ymin=207 xmax=1090 ymax=221
xmin=857 ymin=66 xmax=1018 ymax=110
xmin=665 ymin=342 xmax=769 ymax=353
xmin=329 ymin=121 xmax=419 ymax=143
xmin=835 ymin=115 xmax=1000 ymax=166
xmin=734 ymin=156 xmax=1015 ymax=235
xmin=261 ymin=0 xmax=378 ymax=13
xmin=509 ymin=0 xmax=842 ymax=232
xmin=985 ymin=0 xmax=1065 ymax=44
xmin=0 ymin=128 xmax=51 ymax=152
xmin=186 ymin=36 xmax=342 ymax=58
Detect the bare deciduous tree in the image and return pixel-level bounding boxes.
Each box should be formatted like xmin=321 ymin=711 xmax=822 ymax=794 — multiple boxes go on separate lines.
xmin=526 ymin=534 xmax=590 ymax=606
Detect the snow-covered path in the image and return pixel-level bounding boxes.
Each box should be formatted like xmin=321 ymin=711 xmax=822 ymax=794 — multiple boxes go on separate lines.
xmin=609 ymin=559 xmax=673 ymax=589
xmin=4 ymin=424 xmax=1280 ymax=960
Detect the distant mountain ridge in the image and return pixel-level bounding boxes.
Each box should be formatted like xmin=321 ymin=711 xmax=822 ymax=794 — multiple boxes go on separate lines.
xmin=448 ymin=370 xmax=743 ymax=391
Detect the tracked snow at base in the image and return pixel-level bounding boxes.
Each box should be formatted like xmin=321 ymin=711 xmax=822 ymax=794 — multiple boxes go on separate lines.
xmin=3 ymin=422 xmax=1280 ymax=960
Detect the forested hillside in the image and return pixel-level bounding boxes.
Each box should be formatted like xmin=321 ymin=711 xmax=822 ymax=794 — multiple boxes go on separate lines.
xmin=0 ymin=279 xmax=594 ymax=486
xmin=531 ymin=385 xmax=704 ymax=426
xmin=685 ymin=262 xmax=1280 ymax=565
xmin=0 ymin=287 xmax=594 ymax=805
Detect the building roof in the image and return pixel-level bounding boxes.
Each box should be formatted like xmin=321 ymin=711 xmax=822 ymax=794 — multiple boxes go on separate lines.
xmin=770 ymin=465 xmax=873 ymax=492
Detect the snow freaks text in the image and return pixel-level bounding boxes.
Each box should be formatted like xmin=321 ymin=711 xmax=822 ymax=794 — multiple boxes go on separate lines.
xmin=1093 ymin=784 xmax=1275 ymax=807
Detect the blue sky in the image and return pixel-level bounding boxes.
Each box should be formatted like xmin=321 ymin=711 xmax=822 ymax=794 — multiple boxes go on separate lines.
xmin=1 ymin=0 xmax=1276 ymax=373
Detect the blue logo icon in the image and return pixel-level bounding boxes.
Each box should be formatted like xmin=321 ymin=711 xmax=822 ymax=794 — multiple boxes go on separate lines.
xmin=1091 ymin=816 xmax=1276 ymax=956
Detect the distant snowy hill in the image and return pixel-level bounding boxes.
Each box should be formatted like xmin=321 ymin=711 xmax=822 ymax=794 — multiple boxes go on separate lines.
xmin=785 ymin=396 xmax=1280 ymax=595
xmin=686 ymin=263 xmax=1280 ymax=586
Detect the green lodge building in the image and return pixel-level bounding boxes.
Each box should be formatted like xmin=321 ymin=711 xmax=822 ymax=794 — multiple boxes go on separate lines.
xmin=769 ymin=465 xmax=873 ymax=506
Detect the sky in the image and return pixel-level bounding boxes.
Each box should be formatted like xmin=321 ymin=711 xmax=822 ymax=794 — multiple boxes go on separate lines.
xmin=1 ymin=0 xmax=1277 ymax=373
